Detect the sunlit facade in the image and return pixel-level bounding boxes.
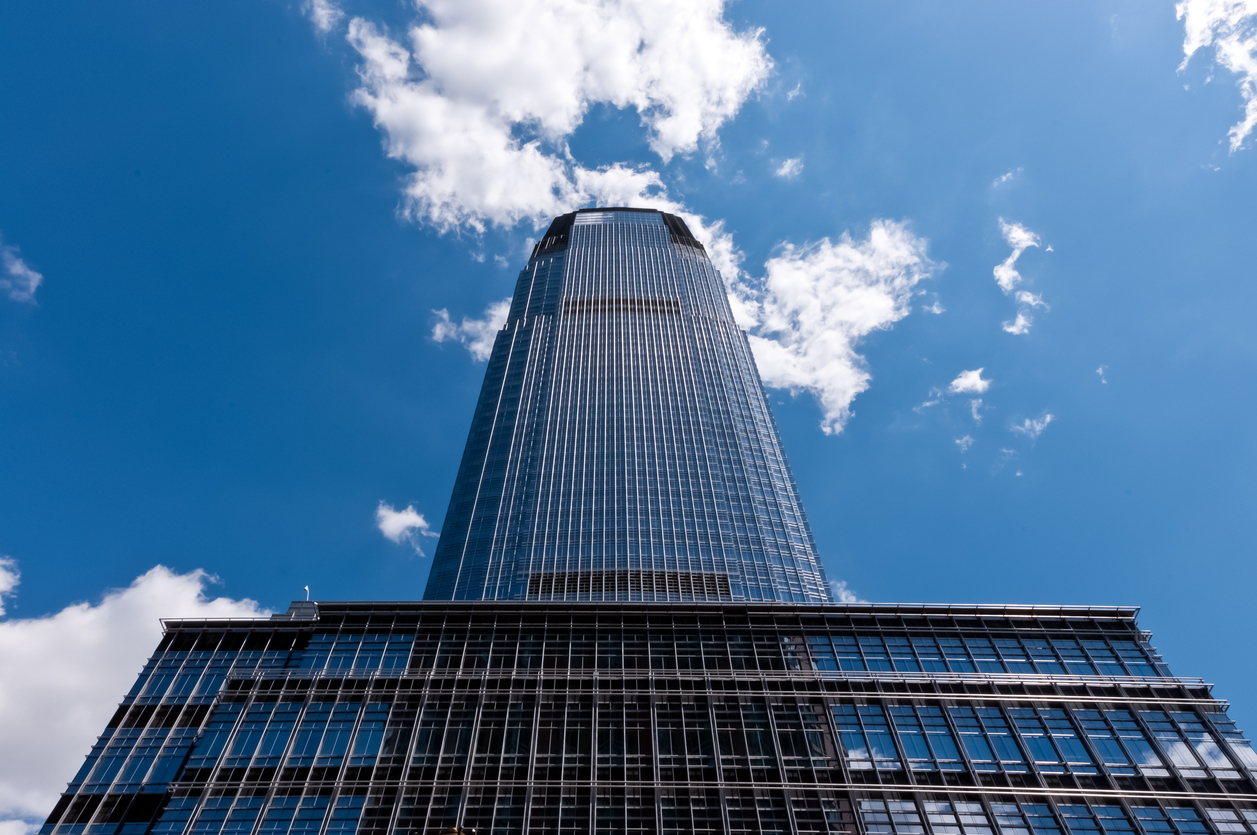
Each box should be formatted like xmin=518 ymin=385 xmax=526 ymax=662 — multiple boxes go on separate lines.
xmin=42 ymin=210 xmax=1257 ymax=835
xmin=424 ymin=209 xmax=831 ymax=604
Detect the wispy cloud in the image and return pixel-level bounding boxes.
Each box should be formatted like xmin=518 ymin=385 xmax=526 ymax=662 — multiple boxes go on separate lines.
xmin=786 ymin=83 xmax=803 ymax=101
xmin=744 ymin=222 xmax=940 ymax=434
xmin=1177 ymin=0 xmax=1257 ymax=151
xmin=955 ymin=435 xmax=975 ymax=452
xmin=994 ymin=220 xmax=1049 ymax=334
xmin=0 ymin=238 xmax=43 ymax=304
xmin=1012 ymin=412 xmax=1055 ymax=441
xmin=969 ymin=398 xmax=983 ymax=423
xmin=922 ymin=299 xmax=945 ymax=314
xmin=948 ymin=368 xmax=991 ymax=394
xmin=992 ymin=167 xmax=1023 ymax=187
xmin=774 ymin=157 xmax=804 ymax=179
xmin=994 ymin=219 xmax=1040 ymax=293
xmin=376 ymin=502 xmax=438 ymax=555
xmin=1096 ymin=365 xmax=1109 ymax=384
xmin=303 ymin=0 xmax=343 ymax=33
xmin=0 ymin=564 xmax=264 ymax=830
xmin=830 ymin=580 xmax=866 ymax=603
xmin=432 ymin=298 xmax=511 ymax=361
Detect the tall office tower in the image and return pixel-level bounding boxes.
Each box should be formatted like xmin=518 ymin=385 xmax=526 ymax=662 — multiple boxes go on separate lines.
xmin=41 ymin=211 xmax=1257 ymax=835
xmin=425 ymin=209 xmax=831 ymax=604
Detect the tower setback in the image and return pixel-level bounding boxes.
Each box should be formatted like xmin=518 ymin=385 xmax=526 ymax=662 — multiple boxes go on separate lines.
xmin=40 ymin=210 xmax=1257 ymax=835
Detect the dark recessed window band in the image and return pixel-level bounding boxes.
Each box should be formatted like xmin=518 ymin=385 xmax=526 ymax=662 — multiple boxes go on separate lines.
xmin=561 ymin=297 xmax=682 ymax=316
xmin=527 ymin=570 xmax=733 ymax=598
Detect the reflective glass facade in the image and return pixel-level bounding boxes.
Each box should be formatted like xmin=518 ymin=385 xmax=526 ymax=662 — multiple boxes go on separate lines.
xmin=424 ymin=208 xmax=830 ymax=603
xmin=42 ymin=602 xmax=1257 ymax=835
xmin=43 ymin=210 xmax=1257 ymax=835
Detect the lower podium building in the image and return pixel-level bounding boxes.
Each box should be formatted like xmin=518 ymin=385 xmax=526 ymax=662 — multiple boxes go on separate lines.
xmin=42 ymin=600 xmax=1257 ymax=835
xmin=40 ymin=209 xmax=1257 ymax=833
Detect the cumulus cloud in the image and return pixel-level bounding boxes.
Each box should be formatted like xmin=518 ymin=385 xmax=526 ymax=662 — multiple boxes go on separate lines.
xmin=741 ymin=221 xmax=939 ymax=434
xmin=948 ymin=368 xmax=991 ymax=395
xmin=0 ymin=239 xmax=43 ymax=304
xmin=333 ymin=0 xmax=936 ymax=433
xmin=993 ymin=220 xmax=1040 ymax=293
xmin=0 ymin=565 xmax=264 ymax=830
xmin=376 ymin=502 xmax=438 ymax=555
xmin=1012 ymin=412 xmax=1055 ymax=440
xmin=304 ymin=0 xmax=343 ymax=33
xmin=1002 ymin=312 xmax=1033 ymax=335
xmin=774 ymin=157 xmax=804 ymax=179
xmin=830 ymin=580 xmax=866 ymax=604
xmin=1178 ymin=0 xmax=1257 ymax=151
xmin=344 ymin=0 xmax=772 ymax=232
xmin=0 ymin=558 xmax=16 ymax=618
xmin=432 ymin=297 xmax=512 ymax=361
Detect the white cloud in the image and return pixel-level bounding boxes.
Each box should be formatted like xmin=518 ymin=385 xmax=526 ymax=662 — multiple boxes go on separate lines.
xmin=432 ymin=297 xmax=512 ymax=361
xmin=830 ymin=580 xmax=866 ymax=604
xmin=948 ymin=368 xmax=991 ymax=394
xmin=922 ymin=300 xmax=945 ymax=314
xmin=993 ymin=219 xmax=1040 ymax=293
xmin=1096 ymin=365 xmax=1109 ymax=384
xmin=774 ymin=157 xmax=804 ymax=179
xmin=1177 ymin=0 xmax=1257 ymax=150
xmin=334 ymin=0 xmax=936 ymax=435
xmin=0 ymin=559 xmax=16 ymax=617
xmin=1002 ymin=312 xmax=1033 ymax=335
xmin=1012 ymin=412 xmax=1055 ymax=440
xmin=969 ymin=398 xmax=983 ymax=423
xmin=992 ymin=167 xmax=1023 ymax=187
xmin=344 ymin=0 xmax=772 ymax=232
xmin=0 ymin=565 xmax=264 ymax=828
xmin=741 ymin=221 xmax=940 ymax=434
xmin=376 ymin=502 xmax=438 ymax=555
xmin=955 ymin=435 xmax=975 ymax=452
xmin=786 ymin=83 xmax=803 ymax=101
xmin=1015 ymin=290 xmax=1048 ymax=309
xmin=304 ymin=0 xmax=343 ymax=33
xmin=0 ymin=239 xmax=43 ymax=304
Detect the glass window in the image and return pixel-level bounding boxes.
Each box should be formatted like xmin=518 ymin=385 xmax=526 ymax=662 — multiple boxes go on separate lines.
xmin=965 ymin=638 xmax=1004 ymax=673
xmin=832 ymin=637 xmax=865 ymax=672
xmin=1172 ymin=712 xmax=1242 ymax=779
xmin=939 ymin=638 xmax=975 ymax=673
xmin=858 ymin=637 xmax=892 ymax=672
xmin=1141 ymin=711 xmax=1207 ymax=777
xmin=832 ymin=705 xmax=900 ymax=770
xmin=806 ymin=635 xmax=837 ymax=671
xmin=1076 ymin=710 xmax=1135 ymax=775
xmin=911 ymin=637 xmax=948 ymax=672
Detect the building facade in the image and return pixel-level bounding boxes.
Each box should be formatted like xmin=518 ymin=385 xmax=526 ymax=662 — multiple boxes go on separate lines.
xmin=425 ymin=209 xmax=831 ymax=604
xmin=41 ymin=209 xmax=1257 ymax=835
xmin=41 ymin=601 xmax=1257 ymax=835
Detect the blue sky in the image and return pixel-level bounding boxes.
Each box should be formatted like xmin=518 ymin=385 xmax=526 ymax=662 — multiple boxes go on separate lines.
xmin=1 ymin=0 xmax=1256 ymax=824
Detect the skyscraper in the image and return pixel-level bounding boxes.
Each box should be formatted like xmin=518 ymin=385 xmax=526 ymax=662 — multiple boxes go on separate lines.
xmin=42 ymin=210 xmax=1257 ymax=835
xmin=426 ymin=208 xmax=830 ymax=604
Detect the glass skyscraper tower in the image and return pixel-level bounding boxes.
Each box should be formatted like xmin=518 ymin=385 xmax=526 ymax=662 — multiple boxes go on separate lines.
xmin=425 ymin=208 xmax=830 ymax=604
xmin=41 ymin=210 xmax=1257 ymax=835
